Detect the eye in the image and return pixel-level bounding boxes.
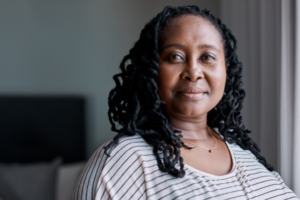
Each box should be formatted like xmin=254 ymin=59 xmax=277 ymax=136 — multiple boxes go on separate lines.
xmin=167 ymin=54 xmax=184 ymax=63
xmin=200 ymin=54 xmax=216 ymax=64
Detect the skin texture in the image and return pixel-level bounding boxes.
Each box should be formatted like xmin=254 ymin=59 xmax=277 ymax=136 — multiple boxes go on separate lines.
xmin=158 ymin=15 xmax=232 ymax=176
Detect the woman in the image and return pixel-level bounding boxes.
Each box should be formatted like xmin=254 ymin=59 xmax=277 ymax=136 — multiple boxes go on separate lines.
xmin=74 ymin=5 xmax=298 ymax=200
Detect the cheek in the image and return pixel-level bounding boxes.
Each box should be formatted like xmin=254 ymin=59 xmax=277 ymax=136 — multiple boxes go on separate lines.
xmin=218 ymin=72 xmax=227 ymax=100
xmin=157 ymin=65 xmax=181 ymax=104
xmin=216 ymin=68 xmax=227 ymax=88
xmin=157 ymin=68 xmax=171 ymax=101
xmin=209 ymin=67 xmax=227 ymax=99
xmin=221 ymin=68 xmax=227 ymax=90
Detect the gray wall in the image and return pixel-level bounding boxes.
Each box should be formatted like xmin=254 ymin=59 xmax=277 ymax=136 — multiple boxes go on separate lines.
xmin=0 ymin=0 xmax=220 ymax=157
xmin=220 ymin=0 xmax=281 ymax=170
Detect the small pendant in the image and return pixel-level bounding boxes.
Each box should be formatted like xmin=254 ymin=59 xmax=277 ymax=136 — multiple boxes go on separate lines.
xmin=209 ymin=150 xmax=212 ymax=153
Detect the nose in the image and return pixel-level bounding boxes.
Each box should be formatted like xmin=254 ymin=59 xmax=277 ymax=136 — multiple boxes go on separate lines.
xmin=180 ymin=60 xmax=204 ymax=82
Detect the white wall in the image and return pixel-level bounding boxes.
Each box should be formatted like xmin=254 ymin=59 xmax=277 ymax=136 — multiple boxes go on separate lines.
xmin=0 ymin=0 xmax=220 ymax=157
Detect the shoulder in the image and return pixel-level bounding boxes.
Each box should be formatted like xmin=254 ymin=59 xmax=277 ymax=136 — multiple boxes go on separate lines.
xmin=97 ymin=134 xmax=155 ymax=178
xmin=73 ymin=140 xmax=110 ymax=200
xmin=228 ymin=142 xmax=284 ymax=182
xmin=228 ymin=142 xmax=258 ymax=161
xmin=228 ymin=143 xmax=299 ymax=199
xmin=108 ymin=134 xmax=152 ymax=157
xmin=74 ymin=134 xmax=154 ymax=200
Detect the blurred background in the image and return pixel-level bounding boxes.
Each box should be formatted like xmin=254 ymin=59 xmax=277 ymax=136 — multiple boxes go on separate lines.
xmin=0 ymin=0 xmax=219 ymax=158
xmin=0 ymin=0 xmax=299 ymax=199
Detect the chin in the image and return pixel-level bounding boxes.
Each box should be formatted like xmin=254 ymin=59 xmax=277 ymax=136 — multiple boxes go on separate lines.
xmin=172 ymin=106 xmax=208 ymax=118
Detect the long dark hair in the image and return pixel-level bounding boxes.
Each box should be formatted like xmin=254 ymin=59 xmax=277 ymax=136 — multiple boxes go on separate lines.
xmin=104 ymin=5 xmax=274 ymax=178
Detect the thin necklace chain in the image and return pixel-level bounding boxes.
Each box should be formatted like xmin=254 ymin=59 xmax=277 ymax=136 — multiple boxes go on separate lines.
xmin=181 ymin=126 xmax=217 ymax=153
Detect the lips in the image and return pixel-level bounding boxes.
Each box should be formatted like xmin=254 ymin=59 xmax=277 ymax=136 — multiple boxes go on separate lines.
xmin=177 ymin=87 xmax=207 ymax=93
xmin=176 ymin=87 xmax=208 ymax=99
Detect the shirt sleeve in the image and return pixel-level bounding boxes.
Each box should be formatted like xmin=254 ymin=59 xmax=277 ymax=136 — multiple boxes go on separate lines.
xmin=271 ymin=171 xmax=299 ymax=199
xmin=93 ymin=142 xmax=148 ymax=200
xmin=271 ymin=171 xmax=285 ymax=185
xmin=73 ymin=138 xmax=148 ymax=200
xmin=73 ymin=143 xmax=109 ymax=200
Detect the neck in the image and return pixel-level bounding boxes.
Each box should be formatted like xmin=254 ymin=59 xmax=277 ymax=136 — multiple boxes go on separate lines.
xmin=170 ymin=113 xmax=210 ymax=140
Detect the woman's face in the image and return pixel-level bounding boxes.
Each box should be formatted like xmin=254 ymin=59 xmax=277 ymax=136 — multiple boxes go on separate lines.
xmin=158 ymin=15 xmax=226 ymax=120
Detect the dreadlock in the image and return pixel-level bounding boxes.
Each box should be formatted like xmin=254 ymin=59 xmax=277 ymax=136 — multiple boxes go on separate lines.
xmin=104 ymin=5 xmax=274 ymax=178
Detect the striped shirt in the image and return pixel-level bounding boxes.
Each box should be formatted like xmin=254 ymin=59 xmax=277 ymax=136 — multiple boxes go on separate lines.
xmin=74 ymin=134 xmax=299 ymax=200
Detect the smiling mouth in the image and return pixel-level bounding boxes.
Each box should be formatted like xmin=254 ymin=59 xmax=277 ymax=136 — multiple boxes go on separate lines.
xmin=176 ymin=92 xmax=207 ymax=99
xmin=175 ymin=86 xmax=208 ymax=100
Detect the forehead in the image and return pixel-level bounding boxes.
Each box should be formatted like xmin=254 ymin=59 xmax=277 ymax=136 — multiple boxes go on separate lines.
xmin=160 ymin=15 xmax=223 ymax=48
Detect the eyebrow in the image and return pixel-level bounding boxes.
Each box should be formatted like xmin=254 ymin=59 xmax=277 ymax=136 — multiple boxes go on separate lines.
xmin=161 ymin=43 xmax=221 ymax=52
xmin=161 ymin=43 xmax=185 ymax=51
xmin=200 ymin=44 xmax=221 ymax=52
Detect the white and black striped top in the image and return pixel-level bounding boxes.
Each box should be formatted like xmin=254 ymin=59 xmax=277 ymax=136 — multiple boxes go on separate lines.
xmin=74 ymin=134 xmax=299 ymax=200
